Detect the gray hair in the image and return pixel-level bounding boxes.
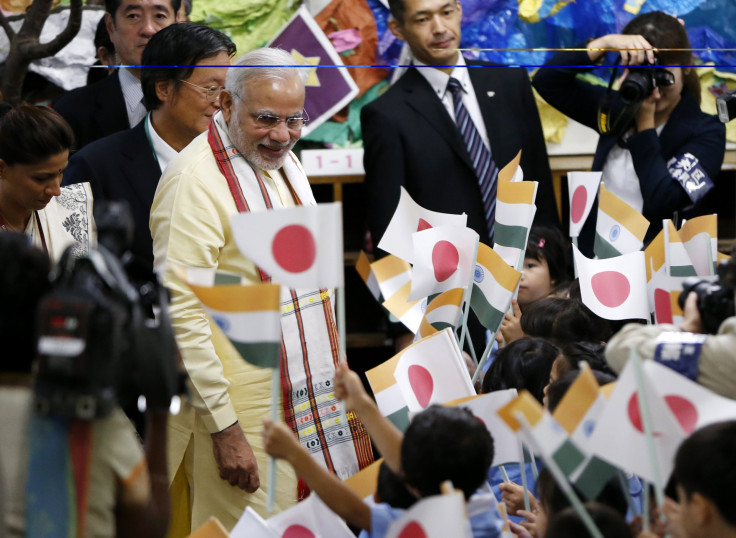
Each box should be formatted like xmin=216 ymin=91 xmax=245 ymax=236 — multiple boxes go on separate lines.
xmin=225 ymin=47 xmax=308 ymax=99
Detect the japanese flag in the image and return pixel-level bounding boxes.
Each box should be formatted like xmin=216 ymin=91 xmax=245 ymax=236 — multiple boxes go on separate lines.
xmin=386 ymin=491 xmax=471 ymax=538
xmin=393 ymin=328 xmax=475 ymax=413
xmin=449 ymin=390 xmax=521 ymax=467
xmin=408 ymin=225 xmax=478 ymax=301
xmin=567 ymin=171 xmax=601 ymax=238
xmin=587 ymin=355 xmax=685 ymax=484
xmin=231 ymin=202 xmax=343 ymax=289
xmin=230 ymin=508 xmax=278 ymax=537
xmin=267 ymin=493 xmax=354 ymax=538
xmin=573 ymin=245 xmax=649 ymax=320
xmin=378 ymin=186 xmax=467 ymax=262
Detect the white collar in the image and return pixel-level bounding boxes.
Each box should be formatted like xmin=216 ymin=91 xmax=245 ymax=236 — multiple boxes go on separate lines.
xmin=414 ymin=54 xmax=472 ymax=99
xmin=146 ymin=113 xmax=179 ymax=173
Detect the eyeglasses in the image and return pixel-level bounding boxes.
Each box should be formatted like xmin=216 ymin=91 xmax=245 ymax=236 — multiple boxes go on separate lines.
xmin=233 ymin=93 xmax=309 ymax=131
xmin=178 ymin=79 xmax=224 ymax=103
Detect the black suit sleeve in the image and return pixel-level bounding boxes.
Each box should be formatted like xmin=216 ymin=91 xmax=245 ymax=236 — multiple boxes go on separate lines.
xmin=361 ymin=101 xmax=408 ymax=256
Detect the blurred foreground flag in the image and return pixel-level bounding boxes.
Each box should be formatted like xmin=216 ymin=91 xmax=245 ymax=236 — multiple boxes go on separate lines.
xmin=386 ymin=491 xmax=470 ymax=538
xmin=378 ymin=186 xmax=467 ymax=262
xmin=573 ymin=245 xmax=649 ymax=320
xmin=356 ymin=250 xmax=381 ymax=301
xmin=268 ymin=493 xmax=354 ymax=538
xmin=232 ymin=202 xmax=343 ymax=289
xmin=268 ymin=5 xmax=358 ymax=136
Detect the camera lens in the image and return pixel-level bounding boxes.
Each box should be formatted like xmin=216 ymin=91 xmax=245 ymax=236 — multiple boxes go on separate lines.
xmin=620 ymin=70 xmax=655 ymax=104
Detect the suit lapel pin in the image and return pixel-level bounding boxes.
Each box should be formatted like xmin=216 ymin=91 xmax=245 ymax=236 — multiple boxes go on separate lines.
xmin=487 ymin=91 xmax=496 ymax=98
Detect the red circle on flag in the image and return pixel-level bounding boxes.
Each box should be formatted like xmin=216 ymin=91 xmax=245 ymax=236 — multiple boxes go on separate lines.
xmin=654 ymin=288 xmax=673 ymax=324
xmin=417 ymin=218 xmax=432 ymax=232
xmin=591 ymin=271 xmax=630 ymax=308
xmin=408 ymin=364 xmax=434 ymax=408
xmin=282 ymin=525 xmax=316 ymax=538
xmin=571 ymin=186 xmax=588 ymax=224
xmin=432 ymin=240 xmax=459 ymax=282
xmin=272 ymin=225 xmax=316 ymax=273
xmin=627 ymin=393 xmax=698 ymax=434
xmin=397 ymin=521 xmax=428 ymax=538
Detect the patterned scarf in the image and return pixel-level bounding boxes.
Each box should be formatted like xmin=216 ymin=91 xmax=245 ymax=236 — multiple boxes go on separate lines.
xmin=208 ymin=112 xmax=373 ymax=493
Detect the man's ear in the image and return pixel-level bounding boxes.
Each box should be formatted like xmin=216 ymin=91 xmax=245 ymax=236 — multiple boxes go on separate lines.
xmin=388 ymin=18 xmax=405 ymax=42
xmin=220 ymin=90 xmax=234 ymax=123
xmin=155 ymin=79 xmax=174 ymax=104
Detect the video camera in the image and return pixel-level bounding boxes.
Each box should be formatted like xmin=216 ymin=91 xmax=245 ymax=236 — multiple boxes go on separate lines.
xmin=677 ymin=247 xmax=736 ymax=334
xmin=619 ymin=58 xmax=676 ymax=105
xmin=33 ymin=202 xmax=184 ymax=420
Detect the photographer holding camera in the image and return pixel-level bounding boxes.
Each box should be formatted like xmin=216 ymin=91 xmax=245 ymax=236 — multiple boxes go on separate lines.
xmin=0 ymin=228 xmax=175 ymax=536
xmin=533 ymin=11 xmax=725 ymax=256
xmin=606 ymin=252 xmax=736 ymax=400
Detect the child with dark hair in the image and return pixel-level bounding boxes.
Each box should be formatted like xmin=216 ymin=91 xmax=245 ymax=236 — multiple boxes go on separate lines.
xmin=263 ymin=364 xmax=503 ymax=537
xmin=374 ymin=461 xmax=416 ymax=510
xmin=482 ymin=337 xmax=558 ymax=404
xmin=520 ymin=297 xmax=612 ymax=346
xmin=545 ymin=503 xmax=633 ymax=538
xmin=517 ymin=468 xmax=629 ymax=537
xmin=498 ymin=226 xmax=572 ymax=344
xmin=673 ymin=421 xmax=736 ymax=537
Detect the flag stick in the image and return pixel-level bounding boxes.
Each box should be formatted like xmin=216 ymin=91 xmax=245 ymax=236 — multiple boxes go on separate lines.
xmin=459 ymin=238 xmax=481 ymax=365
xmin=529 ymin=451 xmax=539 ymax=480
xmin=571 ymin=237 xmax=579 ymax=279
xmin=642 ymin=480 xmax=650 ymax=532
xmin=514 ymin=411 xmax=604 ymax=538
xmin=267 ymin=368 xmax=280 ymax=513
xmin=337 ymin=285 xmax=350 ymax=426
xmin=617 ymin=471 xmax=639 ymax=518
xmin=499 ymin=465 xmax=511 ymax=483
xmin=518 ymin=438 xmax=531 ymax=513
xmin=629 ymin=349 xmax=666 ymax=509
xmin=471 ymin=336 xmax=495 ymax=385
xmin=706 ymin=235 xmax=715 ymax=275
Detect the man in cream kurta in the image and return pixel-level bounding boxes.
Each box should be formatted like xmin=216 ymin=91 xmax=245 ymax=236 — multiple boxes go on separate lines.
xmin=150 ymin=48 xmax=372 ymax=534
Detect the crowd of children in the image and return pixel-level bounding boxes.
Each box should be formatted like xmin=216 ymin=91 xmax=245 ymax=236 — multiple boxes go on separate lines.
xmin=260 ymin=224 xmax=736 ymax=538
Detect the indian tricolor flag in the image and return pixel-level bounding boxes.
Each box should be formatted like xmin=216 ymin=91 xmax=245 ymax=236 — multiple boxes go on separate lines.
xmin=552 ymin=365 xmax=618 ymax=499
xmin=497 ymin=391 xmax=585 ymax=477
xmin=187 ymin=282 xmax=282 ymax=369
xmin=498 ymin=149 xmax=522 ymax=183
xmin=420 ymin=288 xmax=464 ymax=331
xmin=344 ymin=458 xmax=382 ymax=501
xmin=470 ymin=243 xmax=522 ymax=330
xmin=371 ymin=254 xmax=412 ymax=301
xmin=664 ymin=219 xmax=697 ymax=277
xmin=594 ymin=183 xmax=649 ymax=259
xmin=493 ymin=180 xmax=538 ymax=268
xmin=679 ymin=215 xmax=718 ymax=276
xmin=365 ymin=350 xmax=411 ymax=432
xmin=383 ymin=281 xmax=425 ymax=334
xmin=356 ymin=250 xmax=381 ymax=301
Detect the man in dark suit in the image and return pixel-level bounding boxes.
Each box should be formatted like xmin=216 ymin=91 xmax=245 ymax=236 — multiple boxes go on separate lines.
xmin=54 ymin=0 xmax=181 ymax=150
xmin=63 ymin=23 xmax=236 ymax=275
xmin=362 ymin=0 xmax=558 ymax=250
xmin=362 ymin=0 xmax=558 ymax=353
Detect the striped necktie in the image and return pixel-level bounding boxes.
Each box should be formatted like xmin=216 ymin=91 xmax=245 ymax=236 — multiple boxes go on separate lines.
xmin=447 ymin=77 xmax=498 ymax=241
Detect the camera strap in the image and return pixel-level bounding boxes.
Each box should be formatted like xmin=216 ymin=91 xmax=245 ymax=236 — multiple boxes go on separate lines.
xmin=596 ymin=64 xmax=640 ymax=139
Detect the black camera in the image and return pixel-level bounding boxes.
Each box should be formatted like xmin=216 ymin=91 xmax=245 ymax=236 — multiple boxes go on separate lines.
xmin=677 ymin=250 xmax=736 ymax=334
xmin=619 ymin=59 xmax=676 ymax=104
xmin=34 ymin=202 xmax=183 ymax=420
